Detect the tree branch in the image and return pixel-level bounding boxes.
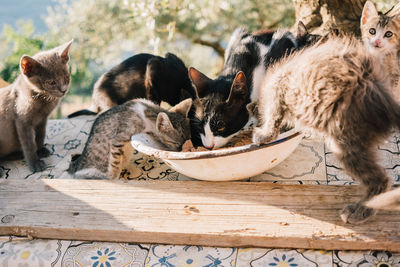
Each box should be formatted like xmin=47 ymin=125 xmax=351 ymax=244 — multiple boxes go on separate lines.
xmin=193 ymin=38 xmax=225 ymax=59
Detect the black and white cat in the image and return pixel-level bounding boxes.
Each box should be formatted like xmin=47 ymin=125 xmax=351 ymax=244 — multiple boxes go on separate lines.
xmin=188 ymin=22 xmax=320 ymax=148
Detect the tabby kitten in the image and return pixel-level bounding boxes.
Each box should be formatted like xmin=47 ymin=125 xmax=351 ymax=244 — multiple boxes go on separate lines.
xmin=68 ymin=53 xmax=195 ymax=117
xmin=252 ymin=36 xmax=400 ymax=224
xmin=68 ymin=98 xmax=192 ymax=179
xmin=361 ymin=1 xmax=400 ymax=96
xmin=189 ymin=23 xmax=320 ymax=149
xmin=0 ymin=40 xmax=72 ymax=174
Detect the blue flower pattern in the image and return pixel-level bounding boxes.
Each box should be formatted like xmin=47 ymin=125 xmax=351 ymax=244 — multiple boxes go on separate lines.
xmin=269 ymin=254 xmax=298 ymax=266
xmin=91 ymin=248 xmax=116 ymax=267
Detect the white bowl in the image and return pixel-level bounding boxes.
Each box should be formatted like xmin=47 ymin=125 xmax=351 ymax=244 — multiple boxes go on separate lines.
xmin=131 ymin=130 xmax=303 ymax=181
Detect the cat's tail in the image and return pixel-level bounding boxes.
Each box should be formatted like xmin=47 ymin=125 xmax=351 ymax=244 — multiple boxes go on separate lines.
xmin=67 ymin=109 xmax=97 ymax=118
xmin=366 ymin=186 xmax=400 ymax=210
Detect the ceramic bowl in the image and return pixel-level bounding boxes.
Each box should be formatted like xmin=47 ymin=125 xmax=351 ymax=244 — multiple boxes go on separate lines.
xmin=131 ymin=130 xmax=303 ymax=181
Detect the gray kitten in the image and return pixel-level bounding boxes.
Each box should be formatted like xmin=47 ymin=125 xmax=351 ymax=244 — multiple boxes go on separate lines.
xmin=0 ymin=40 xmax=73 ymax=174
xmin=68 ymin=98 xmax=192 ymax=179
xmin=253 ymin=36 xmax=400 ymax=224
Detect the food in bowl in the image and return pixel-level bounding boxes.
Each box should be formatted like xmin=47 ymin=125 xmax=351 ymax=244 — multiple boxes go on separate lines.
xmin=181 ymin=130 xmax=253 ymax=152
xmin=131 ymin=129 xmax=303 ymax=181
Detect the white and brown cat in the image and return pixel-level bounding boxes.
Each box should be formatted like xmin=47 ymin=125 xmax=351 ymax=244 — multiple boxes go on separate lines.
xmin=0 ymin=40 xmax=73 ymax=175
xmin=361 ymin=1 xmax=400 ymax=97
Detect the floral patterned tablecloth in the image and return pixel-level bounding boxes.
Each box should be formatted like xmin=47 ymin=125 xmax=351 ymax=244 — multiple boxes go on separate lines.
xmin=0 ymin=116 xmax=399 ymax=267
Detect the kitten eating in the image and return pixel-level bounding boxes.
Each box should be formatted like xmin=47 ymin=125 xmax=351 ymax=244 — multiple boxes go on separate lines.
xmin=67 ymin=98 xmax=192 ymax=179
xmin=189 ymin=23 xmax=320 ymax=149
xmin=252 ymin=34 xmax=400 ymax=224
xmin=0 ymin=40 xmax=73 ymax=174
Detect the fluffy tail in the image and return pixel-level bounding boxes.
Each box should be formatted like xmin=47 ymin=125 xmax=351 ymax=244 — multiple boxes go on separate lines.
xmin=366 ymin=186 xmax=400 ymax=210
xmin=67 ymin=109 xmax=97 ymax=118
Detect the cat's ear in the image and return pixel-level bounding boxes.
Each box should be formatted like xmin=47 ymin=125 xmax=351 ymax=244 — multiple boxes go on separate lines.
xmin=20 ymin=55 xmax=41 ymax=77
xmin=226 ymin=71 xmax=248 ymax=105
xmin=361 ymin=1 xmax=378 ymax=26
xmin=170 ymin=98 xmax=192 ymax=118
xmin=58 ymin=39 xmax=73 ymax=63
xmin=297 ymin=21 xmax=308 ymax=38
xmin=188 ymin=67 xmax=211 ymax=98
xmin=386 ymin=2 xmax=400 ymax=17
xmin=156 ymin=112 xmax=174 ymax=133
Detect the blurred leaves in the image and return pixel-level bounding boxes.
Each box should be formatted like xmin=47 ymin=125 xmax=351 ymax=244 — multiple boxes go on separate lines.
xmin=0 ymin=20 xmax=46 ymax=82
xmin=0 ymin=0 xmax=396 ymax=97
xmin=44 ymin=0 xmax=295 ymax=79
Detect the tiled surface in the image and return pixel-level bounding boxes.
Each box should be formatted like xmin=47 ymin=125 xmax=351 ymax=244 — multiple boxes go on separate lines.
xmin=325 ymin=130 xmax=400 ymax=185
xmin=0 ymin=236 xmax=150 ymax=267
xmin=145 ymin=245 xmax=237 ymax=267
xmin=1 ymin=117 xmax=399 ymax=266
xmin=251 ymin=138 xmax=326 ymax=184
xmin=3 ymin=236 xmax=400 ymax=267
xmin=236 ymin=249 xmax=332 ymax=267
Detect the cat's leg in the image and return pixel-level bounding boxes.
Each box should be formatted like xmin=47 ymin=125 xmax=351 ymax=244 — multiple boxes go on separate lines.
xmin=35 ymin=119 xmax=51 ymax=158
xmin=336 ymin=143 xmax=390 ymax=224
xmin=15 ymin=121 xmax=45 ymax=172
xmin=108 ymin=134 xmax=130 ymax=179
xmin=252 ymin=95 xmax=283 ymax=145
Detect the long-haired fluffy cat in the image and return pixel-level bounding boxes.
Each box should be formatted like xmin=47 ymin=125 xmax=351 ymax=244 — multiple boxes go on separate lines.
xmin=0 ymin=40 xmax=72 ymax=174
xmin=188 ymin=23 xmax=320 ymax=149
xmin=361 ymin=1 xmax=400 ymax=97
xmin=252 ymin=35 xmax=400 ymax=224
xmin=68 ymin=98 xmax=192 ymax=179
xmin=68 ymin=53 xmax=195 ymax=117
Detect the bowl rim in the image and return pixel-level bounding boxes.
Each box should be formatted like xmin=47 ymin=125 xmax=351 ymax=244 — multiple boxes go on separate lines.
xmin=131 ymin=129 xmax=303 ymax=161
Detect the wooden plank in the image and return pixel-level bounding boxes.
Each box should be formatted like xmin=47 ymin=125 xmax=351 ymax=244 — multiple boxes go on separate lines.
xmin=0 ymin=179 xmax=399 ymax=251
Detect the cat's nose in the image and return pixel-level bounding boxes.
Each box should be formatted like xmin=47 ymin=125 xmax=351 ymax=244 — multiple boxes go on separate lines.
xmin=59 ymin=86 xmax=69 ymax=93
xmin=374 ymin=39 xmax=382 ymax=47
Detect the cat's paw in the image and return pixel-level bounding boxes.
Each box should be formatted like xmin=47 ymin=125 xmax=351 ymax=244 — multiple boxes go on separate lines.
xmin=37 ymin=146 xmax=51 ymax=158
xmin=340 ymin=203 xmax=376 ymax=224
xmin=252 ymin=127 xmax=277 ymax=145
xmin=29 ymin=160 xmax=46 ymax=173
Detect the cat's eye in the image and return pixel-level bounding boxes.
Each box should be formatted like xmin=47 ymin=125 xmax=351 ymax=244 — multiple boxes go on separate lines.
xmin=369 ymin=28 xmax=376 ymax=35
xmin=214 ymin=120 xmax=225 ymax=133
xmin=46 ymin=80 xmax=57 ymax=86
xmin=385 ymin=31 xmax=393 ymax=38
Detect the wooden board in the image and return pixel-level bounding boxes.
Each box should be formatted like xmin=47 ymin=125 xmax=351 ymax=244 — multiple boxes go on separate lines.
xmin=1 ymin=179 xmax=400 ymax=251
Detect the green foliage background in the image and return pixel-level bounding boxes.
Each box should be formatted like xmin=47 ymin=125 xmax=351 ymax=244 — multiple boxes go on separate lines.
xmin=0 ymin=0 xmax=398 ymax=100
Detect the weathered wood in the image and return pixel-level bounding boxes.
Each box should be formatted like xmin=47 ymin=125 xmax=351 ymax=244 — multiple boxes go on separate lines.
xmin=0 ymin=179 xmax=399 ymax=251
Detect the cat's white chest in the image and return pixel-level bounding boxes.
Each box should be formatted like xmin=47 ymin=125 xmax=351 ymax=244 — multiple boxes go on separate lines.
xmin=251 ymin=43 xmax=269 ymax=102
